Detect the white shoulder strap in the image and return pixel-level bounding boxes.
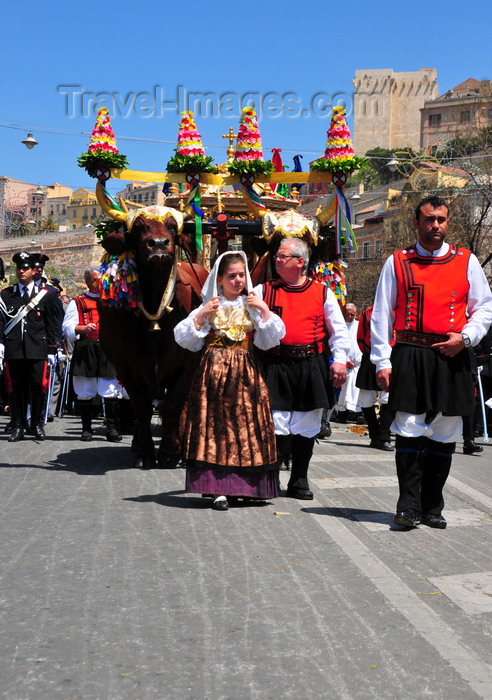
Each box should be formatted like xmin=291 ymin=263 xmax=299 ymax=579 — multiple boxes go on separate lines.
xmin=3 ymin=288 xmax=49 ymax=336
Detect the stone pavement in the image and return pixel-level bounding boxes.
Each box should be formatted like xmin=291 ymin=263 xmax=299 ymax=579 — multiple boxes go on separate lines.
xmin=0 ymin=415 xmax=491 ymax=700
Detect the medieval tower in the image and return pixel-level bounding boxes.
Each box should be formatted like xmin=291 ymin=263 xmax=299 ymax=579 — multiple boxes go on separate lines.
xmin=352 ymin=68 xmax=438 ymax=155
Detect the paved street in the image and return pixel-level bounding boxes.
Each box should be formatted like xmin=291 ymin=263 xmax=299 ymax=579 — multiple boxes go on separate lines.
xmin=1 ymin=414 xmax=491 ymax=700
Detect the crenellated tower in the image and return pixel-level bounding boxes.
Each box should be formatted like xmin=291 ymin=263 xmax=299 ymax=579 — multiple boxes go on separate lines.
xmin=352 ymin=68 xmax=438 ymax=155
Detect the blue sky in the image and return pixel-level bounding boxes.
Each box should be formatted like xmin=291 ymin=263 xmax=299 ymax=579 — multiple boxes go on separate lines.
xmin=1 ymin=0 xmax=491 ymax=195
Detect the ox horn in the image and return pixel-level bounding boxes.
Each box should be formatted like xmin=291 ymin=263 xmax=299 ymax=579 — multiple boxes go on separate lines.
xmin=96 ymin=181 xmax=129 ymax=224
xmin=315 ymin=198 xmax=337 ymax=226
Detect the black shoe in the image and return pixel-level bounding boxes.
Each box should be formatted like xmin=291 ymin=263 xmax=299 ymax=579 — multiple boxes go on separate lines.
xmin=47 ymin=414 xmax=55 ymax=423
xmin=286 ymin=486 xmax=314 ymax=500
xmin=370 ymin=439 xmax=394 ymax=451
xmin=422 ymin=514 xmax=447 ymax=529
xmin=8 ymin=427 xmax=24 ymax=442
xmin=212 ymin=497 xmax=229 ymax=511
xmin=336 ymin=412 xmax=347 ymax=424
xmin=106 ymin=430 xmax=122 ymax=443
xmin=317 ymin=425 xmax=332 ymax=439
xmin=393 ymin=510 xmax=421 ymax=528
xmin=355 ymin=413 xmax=367 ymax=425
xmin=81 ymin=430 xmax=93 ymax=442
xmin=463 ymin=440 xmax=483 ymax=455
xmin=33 ymin=424 xmax=46 ymax=441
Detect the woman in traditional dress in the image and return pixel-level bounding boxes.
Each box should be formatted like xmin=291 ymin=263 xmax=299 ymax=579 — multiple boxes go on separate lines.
xmin=174 ymin=251 xmax=285 ymax=511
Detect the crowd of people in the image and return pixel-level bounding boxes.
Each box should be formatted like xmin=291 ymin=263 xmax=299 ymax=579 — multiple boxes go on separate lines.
xmin=1 ymin=195 xmax=492 ymax=528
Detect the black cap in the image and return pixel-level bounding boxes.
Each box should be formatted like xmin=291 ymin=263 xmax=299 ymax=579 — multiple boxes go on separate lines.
xmin=12 ymin=251 xmax=36 ymax=269
xmin=50 ymin=276 xmax=63 ymax=292
xmin=31 ymin=253 xmax=49 ymax=267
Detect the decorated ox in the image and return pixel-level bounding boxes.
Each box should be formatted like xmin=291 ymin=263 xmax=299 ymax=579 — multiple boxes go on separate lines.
xmin=95 ymin=183 xmax=208 ymax=468
xmin=249 ymin=205 xmax=337 ymax=285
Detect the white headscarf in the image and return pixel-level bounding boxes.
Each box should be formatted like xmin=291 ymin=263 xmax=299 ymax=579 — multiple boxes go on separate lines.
xmin=200 ymin=250 xmax=253 ymax=303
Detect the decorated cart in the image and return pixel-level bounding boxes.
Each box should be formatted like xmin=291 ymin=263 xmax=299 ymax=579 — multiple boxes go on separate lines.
xmin=78 ymin=103 xmax=365 ymax=307
xmin=76 ymin=103 xmax=366 ymax=468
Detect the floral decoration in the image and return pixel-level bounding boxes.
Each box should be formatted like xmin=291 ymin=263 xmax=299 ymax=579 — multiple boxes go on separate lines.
xmin=78 ymin=107 xmax=129 ymax=178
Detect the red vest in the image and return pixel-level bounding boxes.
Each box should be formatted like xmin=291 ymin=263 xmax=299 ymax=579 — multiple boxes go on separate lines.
xmin=357 ymin=306 xmax=372 ymax=352
xmin=75 ymin=295 xmax=100 ymax=340
xmin=393 ymin=244 xmax=470 ymax=335
xmin=263 ymin=278 xmax=328 ymax=347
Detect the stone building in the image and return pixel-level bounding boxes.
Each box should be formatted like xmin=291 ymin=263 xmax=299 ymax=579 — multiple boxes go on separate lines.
xmin=352 ymin=68 xmax=438 ymax=155
xmin=44 ymin=183 xmax=72 ymax=229
xmin=420 ymin=78 xmax=492 ymax=151
xmin=68 ymin=188 xmax=105 ymax=229
xmin=116 ymin=181 xmax=165 ymax=207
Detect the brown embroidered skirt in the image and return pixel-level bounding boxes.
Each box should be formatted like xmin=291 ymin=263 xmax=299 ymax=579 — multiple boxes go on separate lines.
xmin=180 ymin=344 xmax=278 ymax=498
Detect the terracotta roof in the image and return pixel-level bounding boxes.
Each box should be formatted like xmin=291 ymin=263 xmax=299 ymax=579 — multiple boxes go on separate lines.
xmin=419 ymin=161 xmax=469 ymax=177
xmin=357 ymin=202 xmax=383 ymax=215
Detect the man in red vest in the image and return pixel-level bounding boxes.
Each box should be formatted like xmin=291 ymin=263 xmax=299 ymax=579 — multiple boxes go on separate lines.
xmin=62 ymin=267 xmax=122 ymax=442
xmin=256 ymin=238 xmax=349 ymax=500
xmin=371 ymin=195 xmax=492 ymax=529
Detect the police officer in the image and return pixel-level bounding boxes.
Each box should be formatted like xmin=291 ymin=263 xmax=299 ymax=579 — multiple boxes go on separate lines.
xmin=0 ymin=252 xmax=56 ymax=441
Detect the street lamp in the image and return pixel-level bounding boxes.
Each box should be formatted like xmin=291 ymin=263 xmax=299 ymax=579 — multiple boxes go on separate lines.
xmin=386 ymin=157 xmax=399 ymax=173
xmin=21 ymin=132 xmax=39 ymax=150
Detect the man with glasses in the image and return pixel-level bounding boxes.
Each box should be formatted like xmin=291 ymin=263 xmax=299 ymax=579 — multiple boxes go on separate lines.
xmin=254 ymin=238 xmax=350 ymax=500
xmin=371 ymin=195 xmax=492 ymax=529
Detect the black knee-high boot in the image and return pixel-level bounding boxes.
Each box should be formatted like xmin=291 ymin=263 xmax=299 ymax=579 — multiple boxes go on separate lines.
xmin=78 ymin=399 xmax=93 ymax=441
xmin=362 ymin=406 xmax=380 ymax=442
xmin=287 ymin=435 xmax=315 ymax=498
xmin=30 ymin=392 xmax=46 ymax=440
xmin=104 ymin=398 xmax=122 ymax=442
xmin=394 ymin=435 xmax=424 ymax=514
xmin=379 ymin=404 xmax=395 ymax=444
xmin=276 ymin=434 xmax=292 ymax=471
xmin=421 ymin=439 xmax=454 ymax=516
xmin=8 ymin=392 xmax=25 ymax=442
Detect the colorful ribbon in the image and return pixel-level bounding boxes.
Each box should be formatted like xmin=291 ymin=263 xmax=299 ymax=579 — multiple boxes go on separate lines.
xmin=311 ymin=259 xmax=347 ymax=302
xmin=99 ymin=252 xmax=138 ymax=308
xmin=100 ymin=183 xmax=125 ymax=212
xmin=185 ymin=172 xmax=203 ymax=250
xmin=240 ymin=174 xmax=267 ymax=211
xmin=326 ymin=186 xmax=358 ymax=255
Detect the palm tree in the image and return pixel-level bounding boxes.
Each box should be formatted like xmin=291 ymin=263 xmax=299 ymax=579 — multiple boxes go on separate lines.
xmin=39 ymin=216 xmax=59 ymax=232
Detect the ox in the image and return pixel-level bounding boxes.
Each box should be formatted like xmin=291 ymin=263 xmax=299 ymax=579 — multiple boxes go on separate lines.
xmin=96 ymin=184 xmax=208 ymax=468
xmin=249 ymin=206 xmax=337 ymax=285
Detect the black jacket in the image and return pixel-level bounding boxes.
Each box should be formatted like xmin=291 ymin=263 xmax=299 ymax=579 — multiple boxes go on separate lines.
xmin=0 ymin=284 xmax=56 ymax=360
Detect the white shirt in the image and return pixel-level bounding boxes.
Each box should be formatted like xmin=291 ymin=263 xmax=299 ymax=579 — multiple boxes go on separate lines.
xmin=346 ymin=319 xmax=362 ymax=367
xmin=17 ymin=281 xmax=35 ymax=298
xmin=62 ymin=292 xmax=99 ymax=343
xmin=253 ymin=281 xmax=350 ymax=364
xmin=370 ymin=241 xmax=492 ymax=373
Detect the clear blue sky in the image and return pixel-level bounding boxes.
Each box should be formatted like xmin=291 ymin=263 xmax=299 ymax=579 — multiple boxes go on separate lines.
xmin=1 ymin=0 xmax=490 ymax=195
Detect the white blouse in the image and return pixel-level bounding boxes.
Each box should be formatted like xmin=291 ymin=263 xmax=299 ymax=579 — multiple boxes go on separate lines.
xmin=174 ymin=295 xmax=285 ymax=353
